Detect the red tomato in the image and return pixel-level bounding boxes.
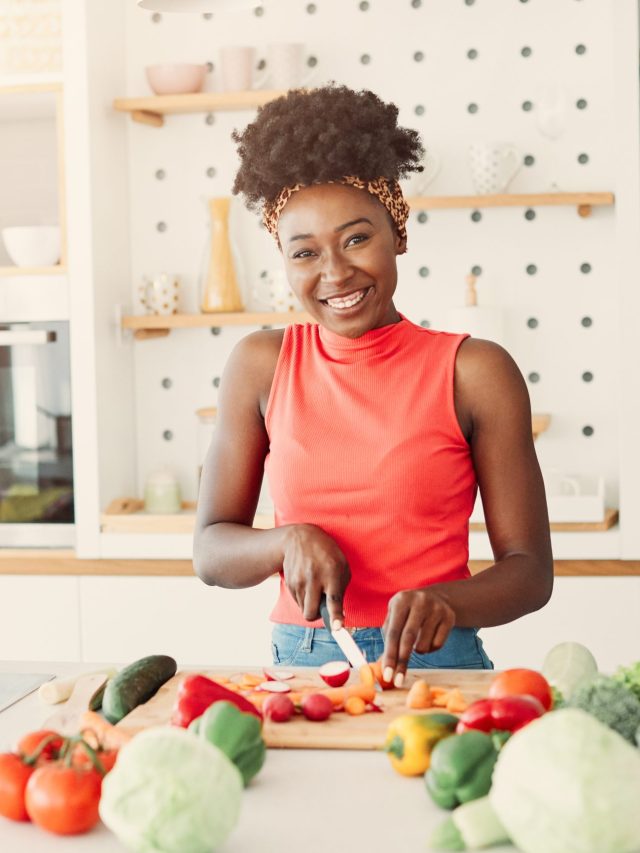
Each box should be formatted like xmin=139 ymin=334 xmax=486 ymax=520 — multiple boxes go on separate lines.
xmin=17 ymin=730 xmax=64 ymax=764
xmin=488 ymin=668 xmax=553 ymax=711
xmin=25 ymin=763 xmax=101 ymax=835
xmin=71 ymin=744 xmax=118 ymax=775
xmin=0 ymin=753 xmax=34 ymax=821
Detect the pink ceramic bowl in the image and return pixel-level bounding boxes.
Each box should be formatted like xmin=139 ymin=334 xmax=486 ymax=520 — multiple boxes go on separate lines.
xmin=145 ymin=63 xmax=207 ymax=95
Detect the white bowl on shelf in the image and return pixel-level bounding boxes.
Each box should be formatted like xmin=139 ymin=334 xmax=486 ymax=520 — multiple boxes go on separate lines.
xmin=1 ymin=226 xmax=61 ymax=267
xmin=145 ymin=63 xmax=207 ymax=95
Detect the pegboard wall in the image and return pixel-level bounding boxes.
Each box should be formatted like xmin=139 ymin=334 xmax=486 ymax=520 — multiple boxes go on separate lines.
xmin=123 ymin=0 xmax=620 ymax=508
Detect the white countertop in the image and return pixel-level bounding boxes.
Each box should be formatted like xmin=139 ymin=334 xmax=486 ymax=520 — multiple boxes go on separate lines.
xmin=0 ymin=661 xmax=516 ymax=853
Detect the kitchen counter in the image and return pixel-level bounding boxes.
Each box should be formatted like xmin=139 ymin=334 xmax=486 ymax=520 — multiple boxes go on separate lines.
xmin=1 ymin=552 xmax=639 ymax=576
xmin=0 ymin=660 xmax=517 ymax=853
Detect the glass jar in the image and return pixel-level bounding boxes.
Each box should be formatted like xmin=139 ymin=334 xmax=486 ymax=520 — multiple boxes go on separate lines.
xmin=196 ymin=406 xmax=217 ymax=485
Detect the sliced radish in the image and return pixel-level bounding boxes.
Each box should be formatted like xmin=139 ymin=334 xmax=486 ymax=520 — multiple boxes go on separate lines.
xmin=258 ymin=680 xmax=292 ymax=693
xmin=263 ymin=668 xmax=295 ymax=681
xmin=319 ymin=661 xmax=350 ymax=688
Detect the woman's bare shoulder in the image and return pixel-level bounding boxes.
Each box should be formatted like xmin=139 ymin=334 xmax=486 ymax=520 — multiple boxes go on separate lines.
xmin=226 ymin=328 xmax=286 ymax=415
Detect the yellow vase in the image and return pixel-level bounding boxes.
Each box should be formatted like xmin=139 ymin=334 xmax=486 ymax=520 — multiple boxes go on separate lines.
xmin=200 ymin=197 xmax=244 ymax=313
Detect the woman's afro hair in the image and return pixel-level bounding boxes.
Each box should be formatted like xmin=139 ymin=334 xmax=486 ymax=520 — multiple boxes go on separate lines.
xmin=231 ymin=84 xmax=425 ymax=212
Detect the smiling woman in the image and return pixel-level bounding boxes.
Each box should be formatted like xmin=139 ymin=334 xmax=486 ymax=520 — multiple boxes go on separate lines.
xmin=193 ymin=84 xmax=554 ymax=682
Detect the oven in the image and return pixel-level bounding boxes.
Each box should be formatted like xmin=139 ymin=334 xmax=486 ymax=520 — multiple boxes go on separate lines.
xmin=0 ymin=321 xmax=74 ymax=546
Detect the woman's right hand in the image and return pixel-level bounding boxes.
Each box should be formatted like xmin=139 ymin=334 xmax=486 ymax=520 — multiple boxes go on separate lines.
xmin=281 ymin=523 xmax=351 ymax=628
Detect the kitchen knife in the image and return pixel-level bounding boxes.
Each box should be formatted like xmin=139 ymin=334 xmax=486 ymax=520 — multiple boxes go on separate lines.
xmin=319 ymin=593 xmax=374 ymax=676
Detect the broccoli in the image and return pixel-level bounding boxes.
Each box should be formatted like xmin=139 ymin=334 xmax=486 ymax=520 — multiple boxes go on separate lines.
xmin=569 ymin=675 xmax=640 ymax=744
xmin=613 ymin=660 xmax=640 ymax=702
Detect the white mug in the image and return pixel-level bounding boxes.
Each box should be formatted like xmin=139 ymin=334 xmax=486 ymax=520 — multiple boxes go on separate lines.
xmin=543 ymin=468 xmax=582 ymax=498
xmin=137 ymin=273 xmax=180 ymax=315
xmin=261 ymin=43 xmax=315 ymax=89
xmin=219 ymin=45 xmax=256 ymax=92
xmin=468 ymin=142 xmax=522 ymax=195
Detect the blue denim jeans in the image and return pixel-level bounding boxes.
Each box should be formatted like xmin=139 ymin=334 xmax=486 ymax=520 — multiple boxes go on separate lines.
xmin=271 ymin=624 xmax=493 ymax=670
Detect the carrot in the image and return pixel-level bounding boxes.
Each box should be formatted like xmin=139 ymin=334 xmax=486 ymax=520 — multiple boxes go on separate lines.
xmin=79 ymin=711 xmax=133 ymax=751
xmin=320 ymin=687 xmax=347 ymax=708
xmin=359 ymin=663 xmax=375 ymax=687
xmin=406 ymin=679 xmax=432 ymax=709
xmin=370 ymin=659 xmax=394 ymax=689
xmin=240 ymin=673 xmax=264 ymax=687
xmin=344 ymin=696 xmax=366 ymax=716
xmin=430 ymin=686 xmax=448 ymax=697
xmin=246 ymin=691 xmax=269 ymax=709
xmin=346 ymin=684 xmax=376 ymax=703
xmin=444 ymin=688 xmax=468 ymax=713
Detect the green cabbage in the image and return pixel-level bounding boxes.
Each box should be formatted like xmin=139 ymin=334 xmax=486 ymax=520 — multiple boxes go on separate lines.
xmin=99 ymin=726 xmax=243 ymax=853
xmin=490 ymin=708 xmax=640 ymax=853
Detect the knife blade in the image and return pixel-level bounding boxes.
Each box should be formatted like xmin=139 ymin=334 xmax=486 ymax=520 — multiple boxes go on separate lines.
xmin=318 ymin=594 xmax=375 ymax=675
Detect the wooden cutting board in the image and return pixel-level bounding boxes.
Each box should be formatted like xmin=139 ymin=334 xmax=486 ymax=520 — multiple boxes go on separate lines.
xmin=116 ymin=668 xmax=494 ymax=750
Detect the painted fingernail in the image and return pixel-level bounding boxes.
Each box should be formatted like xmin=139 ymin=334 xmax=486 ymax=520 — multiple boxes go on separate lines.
xmin=394 ymin=672 xmax=405 ymax=688
xmin=383 ymin=667 xmax=394 ymax=683
xmin=331 ymin=619 xmax=342 ymax=631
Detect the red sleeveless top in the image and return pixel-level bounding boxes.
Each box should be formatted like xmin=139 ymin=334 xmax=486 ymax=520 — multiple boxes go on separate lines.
xmin=264 ymin=315 xmax=476 ymax=628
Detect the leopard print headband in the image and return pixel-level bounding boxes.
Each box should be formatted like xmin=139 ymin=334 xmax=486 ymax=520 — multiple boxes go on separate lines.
xmin=262 ymin=175 xmax=410 ymax=247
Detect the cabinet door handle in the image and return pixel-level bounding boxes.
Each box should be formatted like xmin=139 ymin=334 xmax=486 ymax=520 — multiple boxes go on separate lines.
xmin=0 ymin=330 xmax=57 ymax=345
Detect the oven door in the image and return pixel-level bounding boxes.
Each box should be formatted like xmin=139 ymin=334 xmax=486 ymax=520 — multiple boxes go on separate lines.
xmin=0 ymin=322 xmax=74 ymax=547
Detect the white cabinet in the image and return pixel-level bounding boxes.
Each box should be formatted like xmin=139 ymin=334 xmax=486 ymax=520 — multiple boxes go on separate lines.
xmin=481 ymin=576 xmax=640 ymax=673
xmin=0 ymin=575 xmax=80 ymax=660
xmin=79 ymin=575 xmax=278 ymax=667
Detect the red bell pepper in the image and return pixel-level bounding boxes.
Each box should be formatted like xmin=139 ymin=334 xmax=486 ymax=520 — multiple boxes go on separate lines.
xmin=455 ymin=695 xmax=544 ymax=735
xmin=170 ymin=674 xmax=262 ymax=728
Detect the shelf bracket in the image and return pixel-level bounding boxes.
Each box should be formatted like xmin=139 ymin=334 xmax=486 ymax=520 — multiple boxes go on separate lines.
xmin=132 ymin=109 xmax=164 ymax=128
xmin=577 ymin=204 xmax=592 ymax=218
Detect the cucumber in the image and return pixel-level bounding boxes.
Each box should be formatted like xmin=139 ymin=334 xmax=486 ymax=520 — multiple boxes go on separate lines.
xmin=102 ymin=654 xmax=177 ymax=724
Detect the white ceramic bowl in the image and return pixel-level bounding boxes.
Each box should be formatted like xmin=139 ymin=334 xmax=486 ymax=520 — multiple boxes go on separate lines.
xmin=145 ymin=63 xmax=207 ymax=95
xmin=2 ymin=226 xmax=61 ymax=267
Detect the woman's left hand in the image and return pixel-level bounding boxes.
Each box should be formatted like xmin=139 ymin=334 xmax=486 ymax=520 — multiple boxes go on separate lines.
xmin=381 ymin=588 xmax=455 ymax=686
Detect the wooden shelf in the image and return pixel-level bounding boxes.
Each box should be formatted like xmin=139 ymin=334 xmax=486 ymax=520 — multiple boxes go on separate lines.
xmin=101 ymin=492 xmax=620 ymax=537
xmin=0 ymin=265 xmax=66 ymax=278
xmin=406 ymin=192 xmax=614 ymax=218
xmin=471 ymin=508 xmax=619 ymax=533
xmin=122 ymin=310 xmax=313 ymax=339
xmin=113 ymin=89 xmax=288 ymax=126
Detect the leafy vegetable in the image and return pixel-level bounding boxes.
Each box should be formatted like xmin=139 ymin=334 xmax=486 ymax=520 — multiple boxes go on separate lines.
xmin=492 ymin=709 xmax=640 ymax=853
xmin=569 ymin=675 xmax=640 ymax=744
xmin=613 ymin=660 xmax=640 ymax=702
xmin=541 ymin=641 xmax=598 ymax=700
xmin=429 ymin=709 xmax=640 ymax=852
xmin=99 ymin=727 xmax=242 ymax=853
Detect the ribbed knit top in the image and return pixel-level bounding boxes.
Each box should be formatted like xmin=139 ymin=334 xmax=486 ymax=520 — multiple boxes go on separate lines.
xmin=264 ymin=315 xmax=476 ymax=628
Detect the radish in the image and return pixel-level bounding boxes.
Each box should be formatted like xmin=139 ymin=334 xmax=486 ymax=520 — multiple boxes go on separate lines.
xmin=258 ymin=681 xmax=292 ymax=693
xmin=263 ymin=668 xmax=295 ymax=681
xmin=301 ymin=693 xmax=333 ymax=722
xmin=263 ymin=693 xmax=295 ymax=722
xmin=319 ymin=661 xmax=350 ymax=688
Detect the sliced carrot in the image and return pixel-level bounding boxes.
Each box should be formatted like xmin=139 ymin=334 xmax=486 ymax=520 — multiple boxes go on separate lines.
xmin=346 ymin=683 xmax=376 ymax=703
xmin=431 ymin=692 xmax=450 ymax=707
xmin=370 ymin=659 xmax=394 ymax=690
xmin=320 ymin=687 xmax=347 ymax=708
xmin=344 ymin=696 xmax=366 ymax=716
xmin=288 ymin=691 xmax=305 ymax=705
xmin=406 ymin=679 xmax=432 ymax=709
xmin=240 ymin=673 xmax=264 ymax=687
xmin=359 ymin=663 xmax=375 ymax=687
xmin=246 ymin=691 xmax=269 ymax=709
xmin=444 ymin=688 xmax=468 ymax=713
xmin=430 ymin=686 xmax=449 ymax=697
xmin=79 ymin=711 xmax=133 ymax=751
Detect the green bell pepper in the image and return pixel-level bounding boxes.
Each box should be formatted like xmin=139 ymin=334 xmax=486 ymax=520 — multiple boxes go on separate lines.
xmin=195 ymin=699 xmax=266 ymax=786
xmin=424 ymin=730 xmax=509 ymax=809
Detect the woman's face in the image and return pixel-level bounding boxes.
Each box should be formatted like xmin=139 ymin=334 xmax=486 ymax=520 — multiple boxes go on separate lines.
xmin=277 ymin=183 xmax=406 ymax=338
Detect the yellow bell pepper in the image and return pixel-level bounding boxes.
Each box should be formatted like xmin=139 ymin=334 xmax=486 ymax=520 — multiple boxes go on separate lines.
xmin=384 ymin=712 xmax=458 ymax=776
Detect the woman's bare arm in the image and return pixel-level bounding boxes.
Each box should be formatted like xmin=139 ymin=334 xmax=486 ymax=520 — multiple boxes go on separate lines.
xmin=383 ymin=338 xmax=554 ymax=677
xmin=193 ymin=330 xmax=289 ymax=588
